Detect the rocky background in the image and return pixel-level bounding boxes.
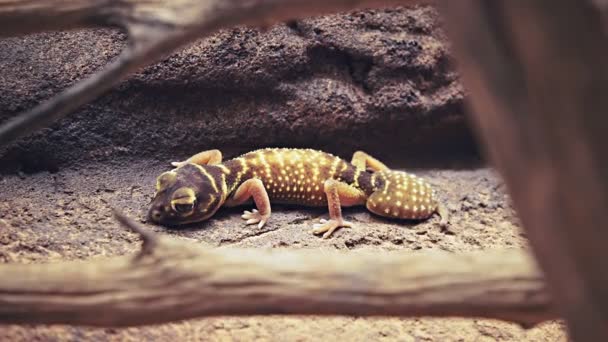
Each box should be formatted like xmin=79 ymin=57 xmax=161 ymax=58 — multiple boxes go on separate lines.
xmin=0 ymin=6 xmax=473 ymax=173
xmin=0 ymin=4 xmax=566 ymax=342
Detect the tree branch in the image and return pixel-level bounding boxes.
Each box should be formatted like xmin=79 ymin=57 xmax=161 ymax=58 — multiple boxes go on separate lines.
xmin=0 ymin=0 xmax=120 ymax=37
xmin=0 ymin=0 xmax=432 ymax=148
xmin=0 ymin=213 xmax=553 ymax=328
xmin=0 ymin=0 xmax=434 ymax=37
xmin=439 ymin=1 xmax=608 ymax=340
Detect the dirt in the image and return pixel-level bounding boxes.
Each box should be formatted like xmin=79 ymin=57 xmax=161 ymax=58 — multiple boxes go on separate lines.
xmin=0 ymin=159 xmax=567 ymax=341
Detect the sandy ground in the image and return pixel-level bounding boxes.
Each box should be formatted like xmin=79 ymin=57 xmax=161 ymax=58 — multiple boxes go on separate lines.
xmin=0 ymin=160 xmax=567 ymax=341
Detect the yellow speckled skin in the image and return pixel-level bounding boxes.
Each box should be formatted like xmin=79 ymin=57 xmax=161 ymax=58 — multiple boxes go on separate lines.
xmin=366 ymin=170 xmax=436 ymax=219
xmin=227 ymin=149 xmax=359 ymax=206
xmin=148 ymin=148 xmax=446 ymax=238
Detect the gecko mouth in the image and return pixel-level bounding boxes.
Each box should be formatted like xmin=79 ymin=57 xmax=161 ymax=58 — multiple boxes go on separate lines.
xmin=147 ymin=205 xmax=215 ymax=227
xmin=147 ymin=205 xmax=183 ymax=225
xmin=147 ymin=205 xmax=168 ymax=224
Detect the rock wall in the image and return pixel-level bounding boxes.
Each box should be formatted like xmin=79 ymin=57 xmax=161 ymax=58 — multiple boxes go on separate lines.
xmin=0 ymin=5 xmax=473 ymax=173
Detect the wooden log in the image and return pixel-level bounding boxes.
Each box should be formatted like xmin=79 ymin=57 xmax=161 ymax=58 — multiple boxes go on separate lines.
xmin=0 ymin=212 xmax=553 ymax=327
xmin=439 ymin=1 xmax=608 ymax=340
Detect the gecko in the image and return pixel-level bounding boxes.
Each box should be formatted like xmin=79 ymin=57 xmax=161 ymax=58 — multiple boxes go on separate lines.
xmin=148 ymin=148 xmax=448 ymax=238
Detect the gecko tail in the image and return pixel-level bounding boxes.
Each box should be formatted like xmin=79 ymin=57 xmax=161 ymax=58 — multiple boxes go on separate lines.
xmin=365 ymin=170 xmax=437 ymax=220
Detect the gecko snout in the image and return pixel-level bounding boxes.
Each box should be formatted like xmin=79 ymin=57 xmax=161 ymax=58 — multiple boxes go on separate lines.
xmin=147 ymin=205 xmax=166 ymax=223
xmin=148 ymin=201 xmax=185 ymax=225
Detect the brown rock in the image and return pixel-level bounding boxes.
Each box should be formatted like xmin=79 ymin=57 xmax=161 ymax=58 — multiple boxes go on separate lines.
xmin=0 ymin=6 xmax=473 ymax=173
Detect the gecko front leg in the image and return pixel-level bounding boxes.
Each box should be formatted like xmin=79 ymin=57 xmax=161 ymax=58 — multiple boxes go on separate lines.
xmin=171 ymin=149 xmax=223 ymax=168
xmin=224 ymin=178 xmax=271 ymax=229
xmin=312 ymin=179 xmax=366 ymax=239
xmin=351 ymin=151 xmax=390 ymax=172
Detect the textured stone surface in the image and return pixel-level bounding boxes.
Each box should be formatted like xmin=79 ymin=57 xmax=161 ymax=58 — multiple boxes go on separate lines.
xmin=0 ymin=6 xmax=472 ymax=173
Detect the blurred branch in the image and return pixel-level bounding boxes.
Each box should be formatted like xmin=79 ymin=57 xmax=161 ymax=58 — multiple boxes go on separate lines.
xmin=439 ymin=1 xmax=608 ymax=340
xmin=0 ymin=211 xmax=553 ymax=327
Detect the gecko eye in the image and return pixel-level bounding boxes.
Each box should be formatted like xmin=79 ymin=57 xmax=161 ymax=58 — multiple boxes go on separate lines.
xmin=173 ymin=202 xmax=195 ymax=214
xmin=170 ymin=187 xmax=197 ymax=215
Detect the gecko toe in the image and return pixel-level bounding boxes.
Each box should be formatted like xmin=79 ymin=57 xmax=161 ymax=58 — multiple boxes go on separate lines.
xmin=311 ymin=219 xmax=353 ymax=238
xmin=257 ymin=219 xmax=267 ymax=229
xmin=242 ymin=209 xmax=269 ymax=228
xmin=246 ymin=218 xmax=259 ymax=225
xmin=322 ymin=229 xmax=336 ymax=239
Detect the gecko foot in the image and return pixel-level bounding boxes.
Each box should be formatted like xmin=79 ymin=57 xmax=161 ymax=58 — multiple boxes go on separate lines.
xmin=241 ymin=209 xmax=270 ymax=229
xmin=171 ymin=161 xmax=187 ymax=168
xmin=311 ymin=218 xmax=353 ymax=239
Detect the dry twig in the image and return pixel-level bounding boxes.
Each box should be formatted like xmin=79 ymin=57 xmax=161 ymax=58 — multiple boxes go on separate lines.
xmin=0 ymin=211 xmax=553 ymax=327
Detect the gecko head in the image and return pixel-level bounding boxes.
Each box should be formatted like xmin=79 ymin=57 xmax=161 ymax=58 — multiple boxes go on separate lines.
xmin=147 ymin=164 xmax=224 ymax=226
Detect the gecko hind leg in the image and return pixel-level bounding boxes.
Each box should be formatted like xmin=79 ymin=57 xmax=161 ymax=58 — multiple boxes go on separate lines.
xmin=312 ymin=179 xmax=366 ymax=239
xmin=224 ymin=179 xmax=271 ymax=229
xmin=171 ymin=149 xmax=223 ymax=168
xmin=351 ymin=151 xmax=390 ymax=172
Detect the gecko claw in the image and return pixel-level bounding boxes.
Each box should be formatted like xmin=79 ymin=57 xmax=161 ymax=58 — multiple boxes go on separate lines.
xmin=242 ymin=209 xmax=269 ymax=228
